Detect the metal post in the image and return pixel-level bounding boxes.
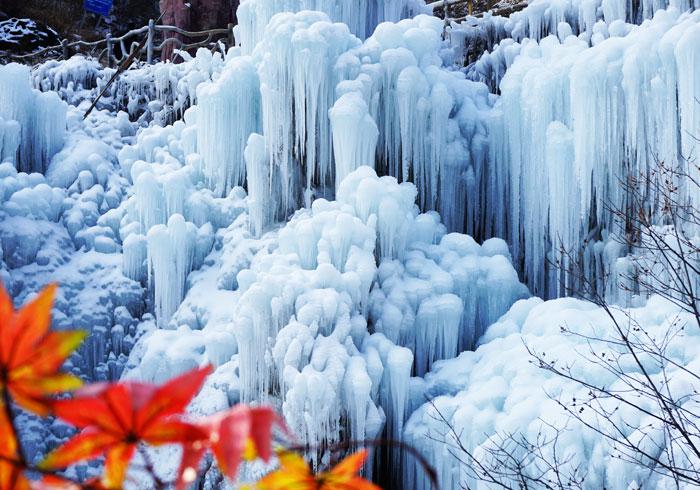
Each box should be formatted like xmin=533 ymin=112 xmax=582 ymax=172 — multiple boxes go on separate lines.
xmin=147 ymin=18 xmax=155 ymax=64
xmin=106 ymin=34 xmax=113 ymax=68
xmin=61 ymin=39 xmax=69 ymax=59
xmin=227 ymin=22 xmax=235 ymax=47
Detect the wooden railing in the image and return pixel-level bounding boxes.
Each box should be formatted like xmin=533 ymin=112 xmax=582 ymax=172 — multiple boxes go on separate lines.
xmin=10 ymin=19 xmax=235 ymax=66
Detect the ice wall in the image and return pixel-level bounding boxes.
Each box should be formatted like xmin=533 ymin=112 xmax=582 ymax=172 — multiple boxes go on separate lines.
xmin=185 ymin=11 xmax=495 ymax=240
xmin=236 ymin=0 xmax=427 ymax=53
xmin=32 ymin=49 xmax=226 ymax=125
xmin=484 ymin=8 xmax=700 ymax=297
xmin=0 ymin=63 xmax=67 ymax=174
xmin=450 ymin=0 xmax=699 ymax=74
xmin=117 ymin=114 xmax=246 ymax=326
xmin=330 ymin=15 xmax=494 ymax=234
xmin=196 ymin=57 xmax=262 ymax=197
xmin=253 ymin=11 xmax=361 ymax=208
xmin=127 ymin=166 xmax=527 ymax=481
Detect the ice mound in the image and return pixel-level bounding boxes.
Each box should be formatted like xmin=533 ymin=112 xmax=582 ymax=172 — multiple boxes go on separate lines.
xmin=404 ymin=295 xmax=700 ymax=489
xmin=0 ymin=101 xmax=148 ymax=463
xmin=127 ymin=166 xmax=527 ymax=477
xmin=116 ymin=116 xmax=247 ymax=326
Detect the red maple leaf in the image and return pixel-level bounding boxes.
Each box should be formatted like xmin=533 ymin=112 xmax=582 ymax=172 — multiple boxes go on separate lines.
xmin=0 ymin=282 xmax=85 ymax=490
xmin=0 ymin=283 xmax=86 ymax=416
xmin=177 ymin=405 xmax=285 ymax=489
xmin=39 ymin=366 xmax=213 ymax=489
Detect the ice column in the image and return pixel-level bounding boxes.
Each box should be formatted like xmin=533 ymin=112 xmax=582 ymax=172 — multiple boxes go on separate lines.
xmin=0 ymin=63 xmax=66 ymax=173
xmin=245 ymin=133 xmax=274 ymax=237
xmin=329 ymin=92 xmax=379 ymax=187
xmin=147 ymin=214 xmax=196 ymax=326
xmin=255 ymin=12 xmax=361 ymax=208
xmin=196 ymin=57 xmax=262 ymax=198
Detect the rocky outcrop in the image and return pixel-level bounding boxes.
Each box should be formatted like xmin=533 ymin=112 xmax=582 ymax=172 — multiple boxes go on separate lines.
xmin=159 ymin=0 xmax=239 ymax=61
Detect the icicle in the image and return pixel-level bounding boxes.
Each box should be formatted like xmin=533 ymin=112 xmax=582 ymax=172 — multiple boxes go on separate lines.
xmin=196 ymin=57 xmax=261 ymax=197
xmin=245 ymin=133 xmax=282 ymax=238
xmin=135 ymin=171 xmax=166 ymax=231
xmin=147 ymin=214 xmax=196 ymax=326
xmin=0 ymin=63 xmax=66 ymax=173
xmin=329 ymin=92 xmax=379 ymax=186
xmin=675 ymin=24 xmax=700 ymax=204
xmin=0 ymin=117 xmax=20 ymax=164
xmin=255 ymin=11 xmax=361 ymax=208
xmin=487 ymin=9 xmax=700 ymax=298
xmin=414 ymin=294 xmax=463 ymax=376
xmin=122 ymin=233 xmax=147 ymax=283
xmin=236 ymin=0 xmax=421 ymax=54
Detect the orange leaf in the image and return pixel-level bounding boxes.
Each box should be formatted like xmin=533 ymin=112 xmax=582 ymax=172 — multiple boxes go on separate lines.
xmin=0 ymin=284 xmax=14 ymax=364
xmin=258 ymin=450 xmax=380 ymax=490
xmin=17 ymin=330 xmax=88 ymax=376
xmin=8 ymin=373 xmax=83 ymax=417
xmin=30 ymin=475 xmax=77 ymax=490
xmin=182 ymin=404 xmax=286 ymax=486
xmin=48 ymin=366 xmax=213 ymax=478
xmin=40 ymin=428 xmax=117 ymax=470
xmin=276 ymin=451 xmax=311 ymax=476
xmin=256 ymin=452 xmax=313 ymax=490
xmin=330 ymin=450 xmax=368 ymax=477
xmin=13 ymin=373 xmax=83 ymax=394
xmin=32 ymin=475 xmax=111 ymax=490
xmin=102 ymin=443 xmax=136 ymax=490
xmin=0 ymin=459 xmax=30 ymax=490
xmin=210 ymin=406 xmax=251 ymax=480
xmin=0 ymin=397 xmax=18 ymax=459
xmin=4 ymin=283 xmax=56 ymax=368
xmin=0 ymin=283 xmax=86 ymax=416
xmin=248 ymin=407 xmax=282 ymax=462
xmin=52 ymin=383 xmax=131 ymax=435
xmin=141 ymin=419 xmax=208 ymax=445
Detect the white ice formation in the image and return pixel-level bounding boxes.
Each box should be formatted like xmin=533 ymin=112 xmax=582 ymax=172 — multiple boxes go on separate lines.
xmin=485 ymin=7 xmax=700 ymax=297
xmin=5 ymin=0 xmax=700 ymax=487
xmin=128 ymin=166 xmax=526 ymax=477
xmin=236 ymin=0 xmax=426 ymax=52
xmin=404 ymin=296 xmax=700 ymax=489
xmin=0 ymin=63 xmax=67 ymax=173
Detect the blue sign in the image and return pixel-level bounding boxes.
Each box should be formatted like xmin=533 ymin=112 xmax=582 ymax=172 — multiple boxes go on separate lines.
xmin=84 ymin=0 xmax=113 ymax=15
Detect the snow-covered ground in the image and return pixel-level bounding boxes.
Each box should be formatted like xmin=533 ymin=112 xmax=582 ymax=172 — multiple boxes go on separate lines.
xmin=1 ymin=0 xmax=700 ymax=487
xmin=0 ymin=16 xmax=61 ymax=56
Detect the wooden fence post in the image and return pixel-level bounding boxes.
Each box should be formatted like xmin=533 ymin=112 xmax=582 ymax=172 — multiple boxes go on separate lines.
xmin=147 ymin=18 xmax=155 ymax=64
xmin=227 ymin=22 xmax=235 ymax=47
xmin=106 ymin=34 xmax=113 ymax=68
xmin=61 ymin=39 xmax=69 ymax=59
xmin=442 ymin=0 xmax=449 ymax=37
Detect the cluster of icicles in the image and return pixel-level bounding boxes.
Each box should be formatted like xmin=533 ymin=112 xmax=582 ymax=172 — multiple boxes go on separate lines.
xmin=117 ymin=0 xmax=700 ymax=484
